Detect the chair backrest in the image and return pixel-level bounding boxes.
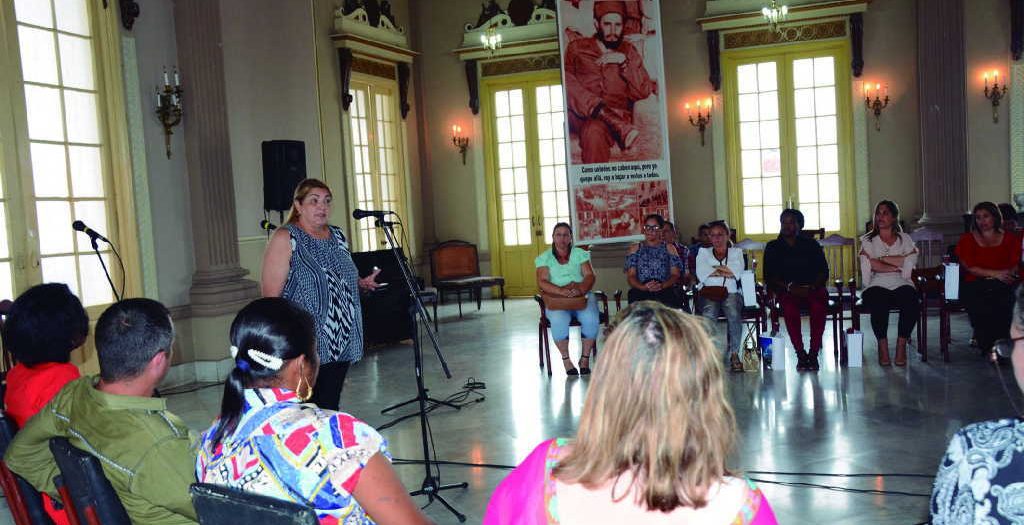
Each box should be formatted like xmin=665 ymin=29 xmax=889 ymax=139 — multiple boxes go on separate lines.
xmin=819 ymin=234 xmax=857 ymax=286
xmin=429 ymin=240 xmax=481 ymax=282
xmin=909 ymin=226 xmax=946 ymax=269
xmin=0 ymin=414 xmax=56 ymax=525
xmin=800 ymin=228 xmax=826 ymax=240
xmin=48 ymin=438 xmax=131 ymax=525
xmin=190 ymin=483 xmax=318 ymax=525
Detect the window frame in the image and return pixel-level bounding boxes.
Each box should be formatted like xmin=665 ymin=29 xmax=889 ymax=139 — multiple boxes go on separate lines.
xmin=0 ymin=0 xmax=142 ymax=313
xmin=345 ymin=73 xmax=411 ymax=254
xmin=722 ymin=38 xmax=856 ymax=240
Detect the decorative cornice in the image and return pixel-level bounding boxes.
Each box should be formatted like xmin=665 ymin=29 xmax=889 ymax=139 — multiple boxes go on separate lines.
xmin=481 ymin=54 xmax=560 ymax=76
xmin=723 ymin=19 xmax=847 ymax=49
xmin=699 ymin=0 xmax=869 ymax=31
xmin=334 ymin=4 xmax=407 ymax=48
xmin=352 ymin=56 xmax=396 ymax=80
xmin=457 ymin=6 xmax=558 ymax=61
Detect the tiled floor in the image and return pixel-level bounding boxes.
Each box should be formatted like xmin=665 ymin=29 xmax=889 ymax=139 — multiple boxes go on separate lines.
xmin=2 ymin=298 xmax=1016 ymax=524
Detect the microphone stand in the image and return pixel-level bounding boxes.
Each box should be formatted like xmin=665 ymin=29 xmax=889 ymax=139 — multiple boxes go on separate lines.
xmin=374 ymin=217 xmax=468 ymax=522
xmin=90 ymin=236 xmax=121 ymax=302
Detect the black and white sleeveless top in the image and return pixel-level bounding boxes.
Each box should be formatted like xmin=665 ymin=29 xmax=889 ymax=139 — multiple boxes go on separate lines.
xmin=282 ymin=224 xmax=363 ymax=364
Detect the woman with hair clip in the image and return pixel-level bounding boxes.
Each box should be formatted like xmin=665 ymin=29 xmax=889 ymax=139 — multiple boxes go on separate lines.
xmin=955 ymin=201 xmax=1022 ymax=355
xmin=695 ymin=220 xmax=746 ymax=372
xmin=196 ymin=298 xmax=432 ymax=525
xmin=536 ymin=222 xmax=600 ymax=375
xmin=261 ymin=178 xmax=380 ymax=410
xmin=858 ymin=200 xmax=918 ymax=366
xmin=931 ymin=286 xmax=1024 ymax=522
xmin=484 ymin=301 xmax=776 ymax=524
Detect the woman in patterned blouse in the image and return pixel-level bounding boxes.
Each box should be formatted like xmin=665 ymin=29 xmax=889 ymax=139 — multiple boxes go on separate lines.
xmin=931 ymin=286 xmax=1024 ymax=524
xmin=624 ymin=214 xmax=684 ymax=308
xmin=197 ymin=298 xmax=432 ymax=525
xmin=261 ymin=178 xmax=380 ymax=410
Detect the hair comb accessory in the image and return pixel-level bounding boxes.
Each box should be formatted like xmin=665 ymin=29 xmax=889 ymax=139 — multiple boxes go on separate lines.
xmin=247 ymin=348 xmax=283 ymax=371
xmin=236 ymin=359 xmax=251 ymax=372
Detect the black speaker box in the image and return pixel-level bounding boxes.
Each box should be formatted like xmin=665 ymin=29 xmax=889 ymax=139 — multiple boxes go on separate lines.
xmin=351 ymin=249 xmax=415 ymax=345
xmin=262 ymin=140 xmax=306 ymax=212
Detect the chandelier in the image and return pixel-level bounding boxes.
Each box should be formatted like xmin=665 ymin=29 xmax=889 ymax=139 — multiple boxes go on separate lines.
xmin=761 ymin=0 xmax=789 ymax=33
xmin=480 ymin=27 xmax=502 ymax=54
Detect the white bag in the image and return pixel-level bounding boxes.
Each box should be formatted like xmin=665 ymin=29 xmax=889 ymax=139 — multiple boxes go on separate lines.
xmin=757 ymin=335 xmax=786 ymax=369
xmin=740 ymin=270 xmax=758 ymax=307
xmin=944 ymin=263 xmax=960 ymax=301
xmin=845 ymin=330 xmax=863 ymax=367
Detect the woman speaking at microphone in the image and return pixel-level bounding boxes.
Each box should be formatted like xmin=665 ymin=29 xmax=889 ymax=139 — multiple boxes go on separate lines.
xmin=261 ymin=178 xmax=380 ymax=410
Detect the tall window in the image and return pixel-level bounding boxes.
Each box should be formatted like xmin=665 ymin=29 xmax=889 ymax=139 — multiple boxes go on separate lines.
xmin=724 ymin=41 xmax=852 ymax=238
xmin=2 ymin=0 xmax=122 ymax=306
xmin=349 ymin=80 xmax=407 ymax=251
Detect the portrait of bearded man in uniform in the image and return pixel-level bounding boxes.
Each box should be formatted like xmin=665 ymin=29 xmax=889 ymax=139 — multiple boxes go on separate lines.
xmin=563 ymin=0 xmax=657 ymax=164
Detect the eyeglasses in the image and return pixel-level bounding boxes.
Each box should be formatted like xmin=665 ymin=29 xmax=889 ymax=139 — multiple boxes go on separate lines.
xmin=992 ymin=336 xmax=1024 ymax=359
xmin=643 ymin=225 xmax=662 ymax=231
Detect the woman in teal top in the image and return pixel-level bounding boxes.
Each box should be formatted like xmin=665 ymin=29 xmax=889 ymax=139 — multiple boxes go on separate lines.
xmin=536 ymin=223 xmax=600 ymax=375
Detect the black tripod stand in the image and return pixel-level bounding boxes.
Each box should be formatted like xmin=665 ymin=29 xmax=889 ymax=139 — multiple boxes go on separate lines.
xmin=372 ymin=216 xmax=468 ymax=522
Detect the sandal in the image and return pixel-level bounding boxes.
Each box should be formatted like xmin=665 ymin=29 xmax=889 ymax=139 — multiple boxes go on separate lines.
xmin=561 ymin=354 xmax=579 ymax=376
xmin=578 ymin=355 xmax=591 ymax=375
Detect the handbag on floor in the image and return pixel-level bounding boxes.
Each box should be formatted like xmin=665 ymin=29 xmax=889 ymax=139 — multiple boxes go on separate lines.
xmin=742 ymin=331 xmax=760 ymax=372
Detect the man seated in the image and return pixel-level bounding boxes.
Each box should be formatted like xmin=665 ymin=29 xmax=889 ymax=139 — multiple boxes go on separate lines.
xmin=763 ymin=209 xmax=829 ymax=372
xmin=5 ymin=298 xmax=198 ymax=525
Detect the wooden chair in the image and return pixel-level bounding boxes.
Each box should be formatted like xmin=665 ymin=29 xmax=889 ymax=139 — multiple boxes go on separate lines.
xmin=48 ymin=438 xmax=131 ymax=525
xmin=535 ymin=291 xmax=612 ymax=376
xmin=913 ymin=267 xmax=959 ymax=362
xmin=428 ymin=240 xmax=505 ymax=317
xmin=190 ymin=483 xmax=318 ymax=525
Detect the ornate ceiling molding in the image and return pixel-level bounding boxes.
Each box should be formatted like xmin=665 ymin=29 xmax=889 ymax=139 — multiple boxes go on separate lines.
xmin=723 ymin=19 xmax=847 ymax=49
xmin=455 ymin=4 xmax=559 ymax=61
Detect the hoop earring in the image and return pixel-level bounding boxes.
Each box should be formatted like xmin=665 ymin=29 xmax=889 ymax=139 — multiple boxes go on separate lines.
xmin=296 ymin=375 xmax=313 ymax=402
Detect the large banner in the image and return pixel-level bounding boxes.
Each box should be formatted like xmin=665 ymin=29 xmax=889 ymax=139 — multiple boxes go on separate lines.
xmin=557 ymin=0 xmax=673 ymax=244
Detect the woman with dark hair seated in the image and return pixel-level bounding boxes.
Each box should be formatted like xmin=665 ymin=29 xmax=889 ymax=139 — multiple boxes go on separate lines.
xmin=624 ymin=214 xmax=684 ymax=308
xmin=3 ymin=283 xmax=88 ymax=525
xmin=484 ymin=301 xmax=776 ymax=524
xmin=931 ymin=286 xmax=1024 ymax=522
xmin=196 ymin=298 xmax=432 ymax=525
xmin=859 ymin=200 xmax=918 ymax=366
xmin=956 ymin=201 xmax=1022 ymax=354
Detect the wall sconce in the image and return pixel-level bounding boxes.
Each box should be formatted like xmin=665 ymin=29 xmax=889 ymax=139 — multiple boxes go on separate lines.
xmin=155 ymin=67 xmax=183 ymax=158
xmin=863 ymin=82 xmax=889 ymax=131
xmin=686 ymin=98 xmax=712 ymax=146
xmin=984 ymin=70 xmax=1007 ymax=123
xmin=451 ymin=124 xmax=469 ymax=164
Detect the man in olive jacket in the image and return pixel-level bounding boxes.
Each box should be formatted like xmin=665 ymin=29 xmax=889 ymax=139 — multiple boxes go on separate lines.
xmin=5 ymin=298 xmax=198 ymax=525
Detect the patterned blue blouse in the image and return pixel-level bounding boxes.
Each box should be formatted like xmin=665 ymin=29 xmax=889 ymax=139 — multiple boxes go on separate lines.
xmin=931 ymin=418 xmax=1024 ymax=524
xmin=282 ymin=224 xmax=363 ymax=364
xmin=624 ymin=242 xmax=684 ymax=283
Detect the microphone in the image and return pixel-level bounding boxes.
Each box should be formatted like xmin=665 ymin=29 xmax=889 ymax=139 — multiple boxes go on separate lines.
xmin=72 ymin=220 xmax=109 ymax=243
xmin=259 ymin=219 xmax=278 ymax=231
xmin=352 ymin=209 xmax=393 ymax=220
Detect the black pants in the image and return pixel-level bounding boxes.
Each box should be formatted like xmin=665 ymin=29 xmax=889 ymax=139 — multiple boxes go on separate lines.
xmin=860 ymin=285 xmax=920 ymax=339
xmin=628 ymin=287 xmax=683 ymax=309
xmin=962 ymin=279 xmax=1016 ymax=352
xmin=309 ymin=360 xmax=350 ymax=411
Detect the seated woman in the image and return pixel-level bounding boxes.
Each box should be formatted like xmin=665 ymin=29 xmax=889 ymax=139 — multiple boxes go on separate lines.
xmin=196 ymin=298 xmax=432 ymax=525
xmin=858 ymin=200 xmax=919 ymax=367
xmin=484 ymin=301 xmax=776 ymax=524
xmin=695 ymin=220 xmax=745 ymax=372
xmin=955 ymin=201 xmax=1021 ymax=354
xmin=536 ymin=223 xmax=599 ymax=376
xmin=931 ymin=286 xmax=1024 ymax=522
xmin=3 ymin=283 xmax=88 ymax=525
xmin=624 ymin=214 xmax=683 ymax=308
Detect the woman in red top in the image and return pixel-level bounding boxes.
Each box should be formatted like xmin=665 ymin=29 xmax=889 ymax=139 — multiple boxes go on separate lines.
xmin=956 ymin=202 xmax=1022 ymax=353
xmin=3 ymin=283 xmax=88 ymax=525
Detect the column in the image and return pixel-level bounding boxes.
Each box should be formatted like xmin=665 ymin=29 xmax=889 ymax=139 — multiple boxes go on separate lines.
xmin=174 ymin=0 xmax=259 ymax=316
xmin=917 ymin=0 xmax=969 ymax=230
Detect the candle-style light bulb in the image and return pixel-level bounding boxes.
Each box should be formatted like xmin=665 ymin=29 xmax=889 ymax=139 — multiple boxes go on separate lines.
xmin=994 ymin=70 xmax=1000 ymax=85
xmin=174 ymin=68 xmax=180 ymax=86
xmin=705 ymin=98 xmax=712 ymax=108
xmin=685 ymin=102 xmax=691 ymax=116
